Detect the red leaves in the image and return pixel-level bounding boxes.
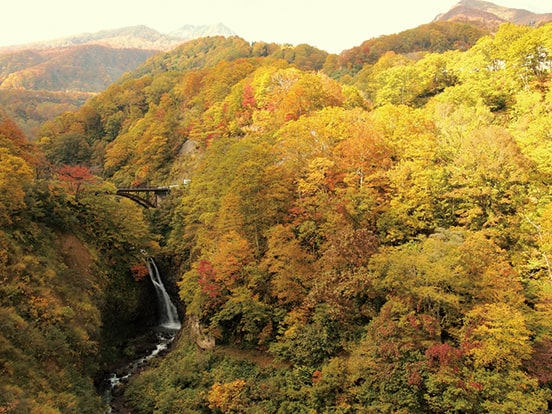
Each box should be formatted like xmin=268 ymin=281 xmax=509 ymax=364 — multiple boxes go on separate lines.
xmin=426 ymin=342 xmax=463 ymax=370
xmin=0 ymin=115 xmax=27 ymax=147
xmin=130 ymin=264 xmax=149 ymax=281
xmin=467 ymin=381 xmax=484 ymax=392
xmin=407 ymin=369 xmax=423 ymax=387
xmin=57 ymin=164 xmax=97 ymax=198
xmin=312 ymin=370 xmax=323 ymax=384
xmin=524 ymin=339 xmax=552 ymax=385
xmin=198 ymin=260 xmax=221 ymax=299
xmin=58 ymin=164 xmax=94 ymax=181
xmin=241 ymin=84 xmax=256 ymax=108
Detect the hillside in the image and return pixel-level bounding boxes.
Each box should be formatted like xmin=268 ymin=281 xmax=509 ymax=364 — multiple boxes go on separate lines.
xmin=0 ymin=89 xmax=90 ymax=138
xmin=0 ymin=24 xmax=238 ymax=92
xmin=33 ymin=23 xmax=552 ymax=411
xmin=0 ymin=1 xmax=547 ymax=142
xmin=0 ymin=24 xmax=236 ymax=139
xmin=338 ymin=20 xmax=489 ymax=70
xmin=0 ymin=107 xmax=158 ymax=412
xmin=0 ymin=45 xmax=157 ymax=139
xmin=0 ymin=17 xmax=492 ymax=140
xmin=2 ymin=4 xmax=552 ymax=411
xmin=336 ymin=0 xmax=552 ymax=72
xmin=0 ymin=45 xmax=157 ymax=92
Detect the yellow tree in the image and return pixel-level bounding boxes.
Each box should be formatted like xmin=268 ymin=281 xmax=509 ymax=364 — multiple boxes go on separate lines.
xmin=452 ymin=303 xmax=549 ymax=413
xmin=375 ymin=64 xmax=424 ymax=106
xmin=442 ymin=125 xmax=530 ymax=242
xmin=0 ymin=148 xmax=33 ymax=225
xmin=261 ymin=224 xmax=315 ymax=306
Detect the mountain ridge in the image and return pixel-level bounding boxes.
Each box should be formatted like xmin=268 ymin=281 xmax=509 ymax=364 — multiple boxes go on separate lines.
xmin=0 ymin=44 xmax=158 ymax=91
xmin=434 ymin=0 xmax=552 ymax=28
xmin=0 ymin=23 xmax=236 ymax=52
xmin=0 ymin=1 xmax=549 ymax=139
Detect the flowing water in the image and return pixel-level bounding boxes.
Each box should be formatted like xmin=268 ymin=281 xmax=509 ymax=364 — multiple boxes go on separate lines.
xmin=102 ymin=257 xmax=181 ymax=412
xmin=146 ymin=258 xmax=181 ymax=330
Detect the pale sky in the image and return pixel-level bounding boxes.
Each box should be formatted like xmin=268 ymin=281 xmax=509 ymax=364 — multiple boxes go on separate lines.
xmin=2 ymin=1 xmax=550 ymax=53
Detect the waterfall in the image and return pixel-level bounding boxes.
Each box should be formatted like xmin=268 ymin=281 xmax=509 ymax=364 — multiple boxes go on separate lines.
xmin=146 ymin=257 xmax=181 ymax=330
xmin=102 ymin=257 xmax=181 ymax=412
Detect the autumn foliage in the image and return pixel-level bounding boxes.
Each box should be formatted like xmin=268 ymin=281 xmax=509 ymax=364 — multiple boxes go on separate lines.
xmin=57 ymin=164 xmax=97 ymax=198
xmin=4 ymin=21 xmax=552 ymax=413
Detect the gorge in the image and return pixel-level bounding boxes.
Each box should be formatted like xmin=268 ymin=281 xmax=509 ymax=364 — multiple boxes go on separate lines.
xmin=2 ymin=3 xmax=552 ymax=411
xmin=102 ymin=257 xmax=181 ymax=413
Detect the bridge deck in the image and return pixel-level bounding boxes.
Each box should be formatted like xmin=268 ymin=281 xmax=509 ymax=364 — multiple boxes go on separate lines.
xmin=116 ymin=186 xmax=171 ymax=193
xmin=116 ymin=186 xmax=173 ymax=208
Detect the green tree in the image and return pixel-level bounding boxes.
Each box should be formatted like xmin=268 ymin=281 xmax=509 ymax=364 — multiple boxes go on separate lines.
xmin=40 ymin=131 xmax=92 ymax=166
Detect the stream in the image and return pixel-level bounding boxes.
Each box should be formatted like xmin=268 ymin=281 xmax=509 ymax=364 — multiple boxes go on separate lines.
xmin=101 ymin=257 xmax=181 ymax=413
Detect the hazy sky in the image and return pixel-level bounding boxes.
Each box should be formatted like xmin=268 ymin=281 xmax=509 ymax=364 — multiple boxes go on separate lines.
xmin=2 ymin=1 xmax=551 ymax=53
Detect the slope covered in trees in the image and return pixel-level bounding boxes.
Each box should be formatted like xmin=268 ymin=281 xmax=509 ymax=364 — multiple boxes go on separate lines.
xmin=337 ymin=21 xmax=489 ymax=71
xmin=0 ymin=89 xmax=90 ymax=139
xmin=0 ymin=45 xmax=158 ymax=92
xmin=0 ymin=108 xmax=159 ymax=412
xmin=0 ymin=45 xmax=158 ymax=139
xmin=6 ymin=20 xmax=552 ymax=412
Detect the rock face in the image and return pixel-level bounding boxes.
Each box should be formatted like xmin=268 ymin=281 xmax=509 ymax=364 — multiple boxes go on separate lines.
xmin=188 ymin=315 xmax=216 ymax=350
xmin=433 ymin=0 xmax=552 ymax=29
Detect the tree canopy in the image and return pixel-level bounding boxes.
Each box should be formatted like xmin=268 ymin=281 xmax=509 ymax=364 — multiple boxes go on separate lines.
xmin=4 ymin=22 xmax=552 ymax=412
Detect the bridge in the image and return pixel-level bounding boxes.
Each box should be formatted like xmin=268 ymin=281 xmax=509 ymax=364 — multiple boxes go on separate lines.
xmin=116 ymin=186 xmax=172 ymax=208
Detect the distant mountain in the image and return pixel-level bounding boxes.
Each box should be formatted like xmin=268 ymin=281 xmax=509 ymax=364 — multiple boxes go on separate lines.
xmin=338 ymin=1 xmax=551 ymax=71
xmin=0 ymin=44 xmax=156 ymax=139
xmin=0 ymin=23 xmax=237 ymax=138
xmin=169 ymin=23 xmax=236 ymax=41
xmin=0 ymin=23 xmax=238 ymax=94
xmin=433 ymin=0 xmax=552 ymax=29
xmin=0 ymin=45 xmax=157 ymax=92
xmin=0 ymin=24 xmax=236 ymax=52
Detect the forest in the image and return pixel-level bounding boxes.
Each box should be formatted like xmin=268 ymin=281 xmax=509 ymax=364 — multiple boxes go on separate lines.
xmin=2 ymin=19 xmax=552 ymax=413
